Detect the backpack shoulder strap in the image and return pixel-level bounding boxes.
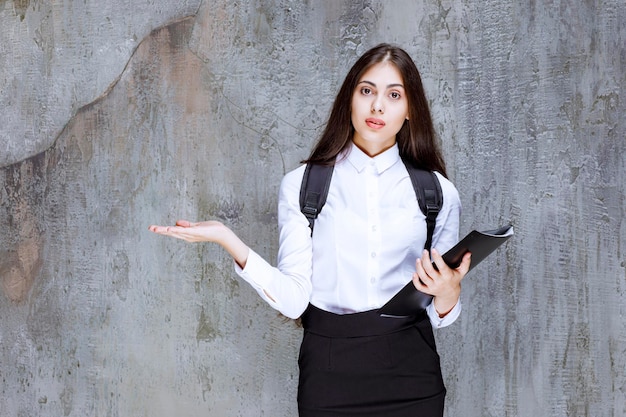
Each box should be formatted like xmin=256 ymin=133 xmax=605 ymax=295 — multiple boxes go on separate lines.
xmin=402 ymin=160 xmax=443 ymax=251
xmin=299 ymin=159 xmax=442 ymax=248
xmin=299 ymin=163 xmax=334 ymax=234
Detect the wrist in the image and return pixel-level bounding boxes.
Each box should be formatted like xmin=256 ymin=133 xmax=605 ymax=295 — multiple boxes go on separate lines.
xmin=218 ymin=226 xmax=249 ymax=268
xmin=213 ymin=222 xmax=233 ymax=244
xmin=433 ymin=293 xmax=460 ymax=318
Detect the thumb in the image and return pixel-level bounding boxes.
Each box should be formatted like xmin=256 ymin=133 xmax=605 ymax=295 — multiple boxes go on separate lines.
xmin=457 ymin=252 xmax=472 ymax=276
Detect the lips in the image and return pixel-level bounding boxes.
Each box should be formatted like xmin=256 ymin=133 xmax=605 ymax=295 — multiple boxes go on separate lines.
xmin=365 ymin=118 xmax=386 ymax=129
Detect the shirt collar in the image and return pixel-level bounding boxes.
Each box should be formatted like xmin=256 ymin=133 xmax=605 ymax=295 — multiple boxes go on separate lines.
xmin=345 ymin=142 xmax=401 ymax=174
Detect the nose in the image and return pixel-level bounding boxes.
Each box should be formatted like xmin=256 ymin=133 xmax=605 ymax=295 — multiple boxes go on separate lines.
xmin=371 ymin=97 xmax=384 ymax=113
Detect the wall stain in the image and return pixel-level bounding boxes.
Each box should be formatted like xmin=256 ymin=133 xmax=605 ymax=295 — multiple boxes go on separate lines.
xmin=0 ymin=17 xmax=198 ymax=304
xmin=196 ymin=306 xmax=219 ymax=342
xmin=12 ymin=0 xmax=30 ymax=21
xmin=0 ymin=155 xmax=45 ymax=302
xmin=109 ymin=250 xmax=130 ymax=301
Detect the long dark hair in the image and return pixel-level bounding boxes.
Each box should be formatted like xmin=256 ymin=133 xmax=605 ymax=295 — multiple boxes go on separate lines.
xmin=305 ymin=43 xmax=447 ymax=177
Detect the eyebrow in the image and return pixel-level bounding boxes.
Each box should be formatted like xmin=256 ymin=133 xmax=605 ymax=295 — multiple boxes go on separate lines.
xmin=358 ymin=80 xmax=405 ymax=89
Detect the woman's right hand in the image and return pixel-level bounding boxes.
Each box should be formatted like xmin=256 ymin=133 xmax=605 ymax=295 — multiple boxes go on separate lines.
xmin=148 ymin=219 xmax=228 ymax=243
xmin=148 ymin=220 xmax=250 ymax=268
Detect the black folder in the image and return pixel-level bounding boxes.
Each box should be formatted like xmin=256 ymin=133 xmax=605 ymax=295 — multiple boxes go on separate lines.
xmin=378 ymin=224 xmax=514 ymax=317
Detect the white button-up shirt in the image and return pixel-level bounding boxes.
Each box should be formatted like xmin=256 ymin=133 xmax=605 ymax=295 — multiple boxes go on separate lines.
xmin=236 ymin=143 xmax=462 ymax=328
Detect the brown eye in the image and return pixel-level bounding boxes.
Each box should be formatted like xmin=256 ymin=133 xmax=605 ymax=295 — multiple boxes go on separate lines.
xmin=361 ymin=87 xmax=372 ymax=95
xmin=390 ymin=91 xmax=401 ymax=100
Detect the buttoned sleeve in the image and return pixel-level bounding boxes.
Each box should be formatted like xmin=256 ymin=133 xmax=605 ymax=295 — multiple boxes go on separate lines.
xmin=426 ymin=298 xmax=462 ymax=328
xmin=234 ymin=165 xmax=313 ymax=319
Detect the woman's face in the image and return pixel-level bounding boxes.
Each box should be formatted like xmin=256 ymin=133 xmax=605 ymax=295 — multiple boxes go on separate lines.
xmin=350 ymin=61 xmax=409 ymax=157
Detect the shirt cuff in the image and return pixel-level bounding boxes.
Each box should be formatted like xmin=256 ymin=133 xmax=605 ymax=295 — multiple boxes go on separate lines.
xmin=426 ymin=298 xmax=462 ymax=329
xmin=233 ymin=249 xmax=278 ymax=305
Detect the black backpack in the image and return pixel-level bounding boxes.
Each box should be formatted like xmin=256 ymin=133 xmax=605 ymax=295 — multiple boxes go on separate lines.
xmin=299 ymin=158 xmax=443 ymax=251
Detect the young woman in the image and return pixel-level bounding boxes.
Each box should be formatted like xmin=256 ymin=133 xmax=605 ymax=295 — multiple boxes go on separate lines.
xmin=149 ymin=43 xmax=471 ymax=417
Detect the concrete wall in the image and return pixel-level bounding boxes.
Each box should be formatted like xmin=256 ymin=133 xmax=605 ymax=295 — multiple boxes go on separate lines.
xmin=1 ymin=0 xmax=624 ymax=416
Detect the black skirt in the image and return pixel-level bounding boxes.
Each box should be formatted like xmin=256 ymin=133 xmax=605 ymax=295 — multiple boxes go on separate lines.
xmin=298 ymin=304 xmax=446 ymax=417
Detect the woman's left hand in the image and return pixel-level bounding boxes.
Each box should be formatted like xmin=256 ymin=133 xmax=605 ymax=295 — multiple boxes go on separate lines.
xmin=412 ymin=248 xmax=471 ymax=318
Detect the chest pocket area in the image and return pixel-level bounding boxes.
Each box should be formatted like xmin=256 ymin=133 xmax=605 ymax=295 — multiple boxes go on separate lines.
xmin=380 ymin=206 xmax=425 ymax=252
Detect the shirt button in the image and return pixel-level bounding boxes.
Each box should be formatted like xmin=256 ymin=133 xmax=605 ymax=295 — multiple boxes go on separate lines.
xmin=371 ymin=252 xmax=377 ymax=258
xmin=370 ymin=277 xmax=376 ymax=284
xmin=372 ymin=225 xmax=377 ymax=232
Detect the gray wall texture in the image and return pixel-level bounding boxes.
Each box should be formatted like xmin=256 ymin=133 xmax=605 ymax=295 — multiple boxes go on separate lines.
xmin=1 ymin=0 xmax=624 ymax=416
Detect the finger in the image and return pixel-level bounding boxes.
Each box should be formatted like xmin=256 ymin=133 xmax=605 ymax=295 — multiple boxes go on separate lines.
xmin=148 ymin=225 xmax=168 ymax=234
xmin=457 ymin=252 xmax=472 ymax=276
xmin=414 ymin=256 xmax=426 ymax=276
xmin=162 ymin=226 xmax=196 ymax=241
xmin=160 ymin=226 xmax=178 ymax=236
xmin=412 ymin=272 xmax=426 ymax=290
xmin=430 ymin=248 xmax=448 ymax=274
xmin=420 ymin=249 xmax=439 ymax=276
xmin=150 ymin=225 xmax=184 ymax=237
xmin=414 ymin=257 xmax=433 ymax=285
xmin=415 ymin=256 xmax=421 ymax=272
xmin=412 ymin=271 xmax=436 ymax=295
xmin=176 ymin=219 xmax=194 ymax=227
